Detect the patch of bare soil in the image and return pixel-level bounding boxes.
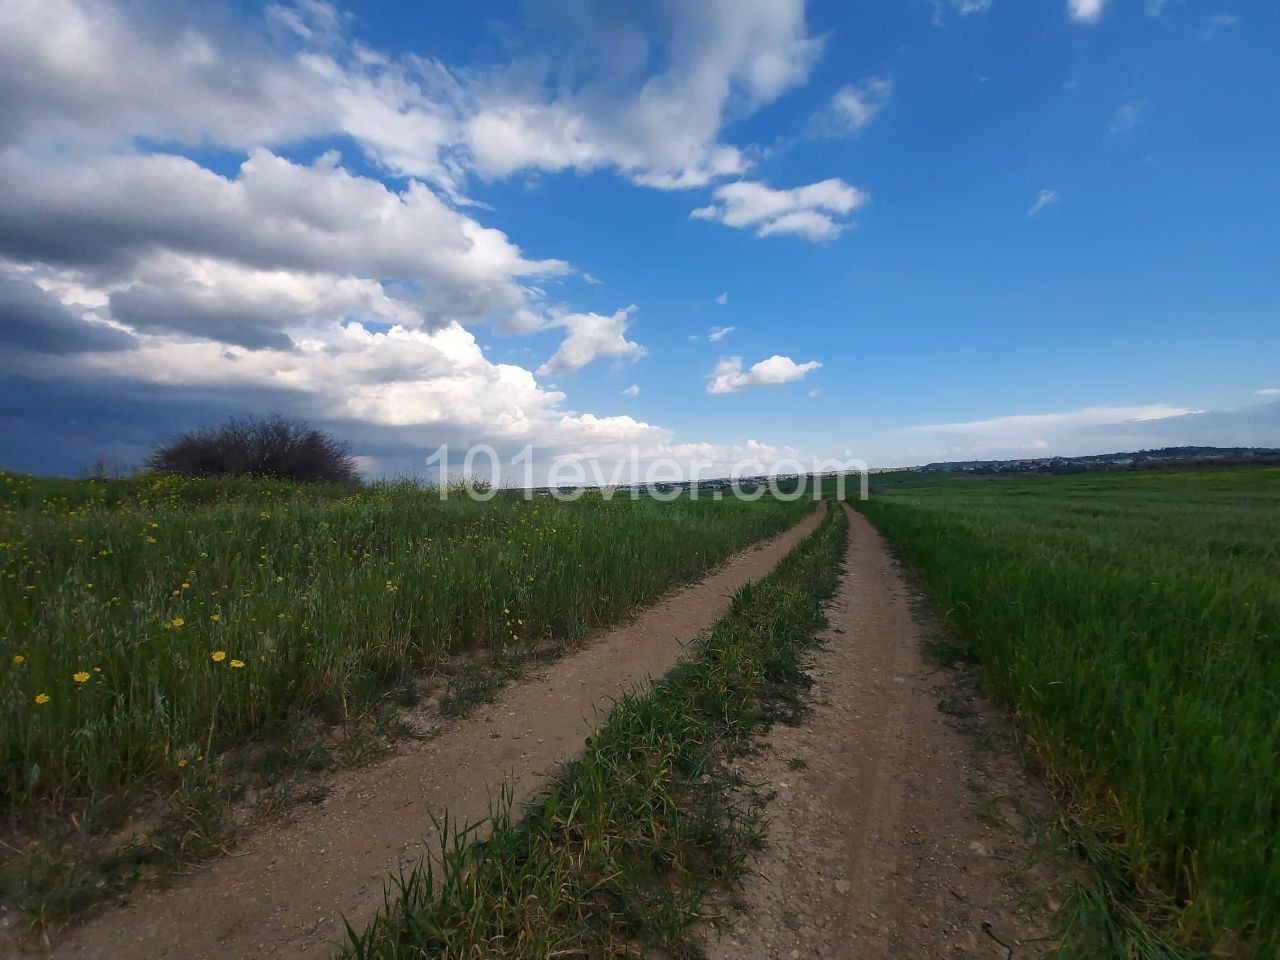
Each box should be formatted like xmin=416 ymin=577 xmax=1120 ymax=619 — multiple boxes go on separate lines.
xmin=21 ymin=503 xmax=826 ymax=960
xmin=700 ymin=503 xmax=1070 ymax=960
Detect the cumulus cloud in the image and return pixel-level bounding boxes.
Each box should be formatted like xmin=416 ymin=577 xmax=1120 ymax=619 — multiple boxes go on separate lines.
xmin=537 ymin=307 xmax=646 ymax=375
xmin=707 ymin=354 xmax=821 ymax=394
xmin=0 ymin=0 xmax=471 ymax=192
xmin=0 ymin=318 xmax=671 ymax=460
xmin=691 ymin=178 xmax=868 ymax=241
xmin=708 ymin=326 xmax=735 ymax=342
xmin=827 ymin=76 xmax=892 ymax=134
xmin=1 ymin=0 xmax=825 ymax=196
xmin=621 ymin=384 xmax=640 ymax=397
xmin=1257 ymin=388 xmax=1280 ymax=396
xmin=0 ymin=270 xmax=135 ymax=355
xmin=0 ymin=0 xmax=835 ymax=475
xmin=1068 ymin=0 xmax=1107 ymax=23
xmin=457 ymin=0 xmax=823 ymax=189
xmin=0 ymin=149 xmax=566 ymax=341
xmin=1028 ymin=189 xmax=1059 ymax=217
xmin=715 ymin=291 xmax=728 ymax=305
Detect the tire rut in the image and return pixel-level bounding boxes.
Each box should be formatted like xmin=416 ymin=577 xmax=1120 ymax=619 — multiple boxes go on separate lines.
xmin=41 ymin=502 xmax=828 ymax=960
xmin=702 ymin=502 xmax=1064 ymax=959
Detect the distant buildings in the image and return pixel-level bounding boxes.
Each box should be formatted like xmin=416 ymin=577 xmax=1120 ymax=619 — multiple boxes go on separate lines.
xmin=916 ymin=446 xmax=1280 ymax=475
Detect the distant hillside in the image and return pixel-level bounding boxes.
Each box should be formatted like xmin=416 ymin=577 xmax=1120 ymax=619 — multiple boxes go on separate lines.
xmin=917 ymin=446 xmax=1280 ymax=475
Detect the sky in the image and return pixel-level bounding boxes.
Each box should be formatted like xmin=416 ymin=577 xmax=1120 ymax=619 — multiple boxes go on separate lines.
xmin=0 ymin=0 xmax=1277 ymax=479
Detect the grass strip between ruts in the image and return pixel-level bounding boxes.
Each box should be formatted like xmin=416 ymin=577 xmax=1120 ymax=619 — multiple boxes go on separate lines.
xmin=342 ymin=502 xmax=847 ymax=959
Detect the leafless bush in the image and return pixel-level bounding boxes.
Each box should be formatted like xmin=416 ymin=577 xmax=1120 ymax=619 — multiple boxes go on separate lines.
xmin=148 ymin=415 xmax=360 ymax=484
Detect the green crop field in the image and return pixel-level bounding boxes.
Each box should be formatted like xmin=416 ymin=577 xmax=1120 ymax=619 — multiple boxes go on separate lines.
xmin=0 ymin=471 xmax=812 ymax=918
xmin=855 ymin=467 xmax=1280 ymax=958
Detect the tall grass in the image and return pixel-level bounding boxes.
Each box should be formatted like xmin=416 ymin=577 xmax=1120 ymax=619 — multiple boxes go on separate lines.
xmin=855 ymin=467 xmax=1280 ymax=958
xmin=343 ymin=501 xmax=847 ymax=958
xmin=0 ymin=472 xmax=811 ymax=825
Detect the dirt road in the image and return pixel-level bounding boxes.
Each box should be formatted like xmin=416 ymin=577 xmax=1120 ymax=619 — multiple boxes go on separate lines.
xmin=44 ymin=504 xmax=826 ymax=960
xmin=702 ymin=503 xmax=1062 ymax=959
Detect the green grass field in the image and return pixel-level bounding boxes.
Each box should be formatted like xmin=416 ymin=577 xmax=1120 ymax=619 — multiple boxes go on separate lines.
xmin=855 ymin=467 xmax=1280 ymax=958
xmin=0 ymin=471 xmax=812 ymax=918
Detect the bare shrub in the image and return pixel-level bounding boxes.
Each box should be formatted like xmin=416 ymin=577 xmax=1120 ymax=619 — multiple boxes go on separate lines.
xmin=148 ymin=415 xmax=360 ymax=484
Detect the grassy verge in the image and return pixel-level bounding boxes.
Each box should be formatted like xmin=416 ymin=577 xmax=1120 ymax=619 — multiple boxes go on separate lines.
xmin=853 ymin=468 xmax=1280 ymax=959
xmin=342 ymin=503 xmax=847 ymax=958
xmin=0 ymin=472 xmax=813 ymax=923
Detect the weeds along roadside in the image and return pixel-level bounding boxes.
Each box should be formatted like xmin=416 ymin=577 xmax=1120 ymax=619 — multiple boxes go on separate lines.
xmin=851 ymin=468 xmax=1280 ymax=960
xmin=0 ymin=471 xmax=812 ymax=923
xmin=341 ymin=502 xmax=848 ymax=959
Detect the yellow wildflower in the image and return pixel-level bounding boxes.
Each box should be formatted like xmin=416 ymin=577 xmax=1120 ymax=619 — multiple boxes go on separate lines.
xmin=12 ymin=654 xmax=24 ymax=665
xmin=210 ymin=613 xmax=221 ymax=622
xmin=72 ymin=671 xmax=90 ymax=683
xmin=177 ymin=759 xmax=188 ymax=768
xmin=171 ymin=617 xmax=185 ymax=628
xmin=34 ymin=693 xmax=50 ymax=705
xmin=229 ymin=659 xmax=245 ymax=669
xmin=181 ymin=582 xmax=190 ymax=589
xmin=211 ymin=650 xmax=227 ymax=662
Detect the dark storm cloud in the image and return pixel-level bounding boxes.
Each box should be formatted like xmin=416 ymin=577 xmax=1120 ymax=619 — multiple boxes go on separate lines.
xmin=0 ymin=371 xmax=319 ymax=476
xmin=108 ymin=286 xmax=296 ymax=351
xmin=0 ymin=274 xmax=136 ymax=354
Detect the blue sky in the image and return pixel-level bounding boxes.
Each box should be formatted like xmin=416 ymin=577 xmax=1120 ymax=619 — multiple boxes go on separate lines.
xmin=0 ymin=0 xmax=1276 ymax=477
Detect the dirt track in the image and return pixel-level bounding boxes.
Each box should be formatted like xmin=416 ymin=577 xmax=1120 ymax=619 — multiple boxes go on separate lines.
xmin=702 ymin=503 xmax=1062 ymax=959
xmin=42 ymin=504 xmax=826 ymax=959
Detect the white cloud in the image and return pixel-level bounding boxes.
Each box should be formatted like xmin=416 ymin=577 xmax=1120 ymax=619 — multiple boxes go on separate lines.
xmin=0 ymin=0 xmax=838 ymax=475
xmin=707 ymin=354 xmax=821 ymax=394
xmin=828 ymin=76 xmax=892 ymax=133
xmin=0 ymin=149 xmax=566 ymax=342
xmin=932 ymin=0 xmax=993 ymax=25
xmin=0 ymin=0 xmax=825 ymax=197
xmin=1111 ymin=103 xmax=1143 ymax=134
xmin=1257 ymin=388 xmax=1280 ymax=396
xmin=1068 ymin=0 xmax=1107 ymax=23
xmin=691 ymin=178 xmax=869 ymax=242
xmin=1200 ymin=13 xmax=1240 ymax=40
xmin=537 ymin=307 xmax=646 ymax=375
xmin=0 ymin=0 xmax=472 ymax=192
xmin=621 ymin=384 xmax=640 ymax=397
xmin=715 ymin=291 xmax=728 ymax=305
xmin=1028 ymin=189 xmax=1059 ymax=217
xmin=459 ymin=0 xmax=822 ymax=190
xmin=708 ymin=326 xmax=735 ymax=342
